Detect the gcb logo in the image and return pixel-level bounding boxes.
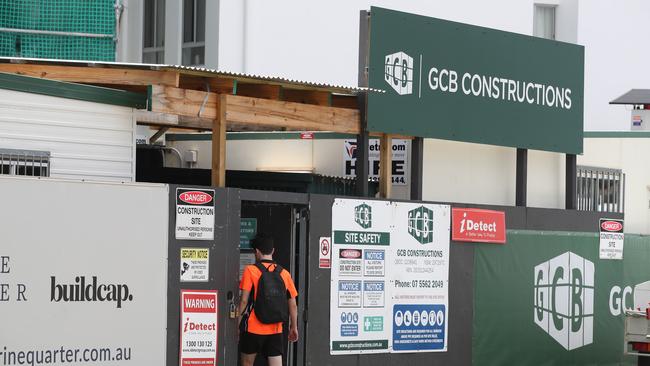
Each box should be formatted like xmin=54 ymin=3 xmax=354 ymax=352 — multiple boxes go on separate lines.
xmin=534 ymin=252 xmax=594 ymax=350
xmin=408 ymin=206 xmax=433 ymax=244
xmin=354 ymin=203 xmax=372 ymax=229
xmin=384 ymin=52 xmax=414 ymax=95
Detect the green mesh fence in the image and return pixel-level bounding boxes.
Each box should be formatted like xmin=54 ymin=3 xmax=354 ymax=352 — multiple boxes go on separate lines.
xmin=0 ymin=0 xmax=116 ymax=61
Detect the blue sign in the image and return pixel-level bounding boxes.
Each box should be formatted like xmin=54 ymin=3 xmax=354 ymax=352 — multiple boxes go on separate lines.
xmin=340 ymin=312 xmax=359 ymax=337
xmin=392 ymin=304 xmax=445 ymax=351
xmin=364 ymin=249 xmax=385 ymax=260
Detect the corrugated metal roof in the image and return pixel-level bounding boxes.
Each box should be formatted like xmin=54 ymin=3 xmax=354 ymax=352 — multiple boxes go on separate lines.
xmin=0 ymin=57 xmax=385 ymax=94
xmin=610 ymin=89 xmax=650 ymax=105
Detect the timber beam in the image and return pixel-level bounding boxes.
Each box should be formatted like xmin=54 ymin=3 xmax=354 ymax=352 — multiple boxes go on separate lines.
xmin=147 ymin=85 xmax=361 ymax=134
xmin=0 ymin=64 xmax=180 ymax=87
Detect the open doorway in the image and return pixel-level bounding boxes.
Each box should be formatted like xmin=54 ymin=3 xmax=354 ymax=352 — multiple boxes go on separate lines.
xmin=238 ymin=201 xmax=307 ymax=366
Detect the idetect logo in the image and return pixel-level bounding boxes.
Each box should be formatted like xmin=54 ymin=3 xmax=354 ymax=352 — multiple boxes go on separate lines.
xmin=384 ymin=52 xmax=414 ymax=95
xmin=354 ymin=203 xmax=372 ymax=229
xmin=534 ymin=252 xmax=594 ymax=350
xmin=408 ymin=206 xmax=433 ymax=244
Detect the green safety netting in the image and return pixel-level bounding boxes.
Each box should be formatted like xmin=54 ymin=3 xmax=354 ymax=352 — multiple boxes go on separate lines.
xmin=0 ymin=0 xmax=116 ymax=61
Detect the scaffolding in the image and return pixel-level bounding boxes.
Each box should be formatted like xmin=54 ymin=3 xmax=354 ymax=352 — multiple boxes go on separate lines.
xmin=0 ymin=0 xmax=119 ymax=61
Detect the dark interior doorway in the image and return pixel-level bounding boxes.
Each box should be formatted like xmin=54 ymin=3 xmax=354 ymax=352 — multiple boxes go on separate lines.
xmin=238 ymin=201 xmax=307 ymax=366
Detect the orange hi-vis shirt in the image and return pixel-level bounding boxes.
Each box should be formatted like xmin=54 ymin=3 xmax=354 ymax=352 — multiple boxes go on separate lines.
xmin=240 ymin=261 xmax=298 ymax=335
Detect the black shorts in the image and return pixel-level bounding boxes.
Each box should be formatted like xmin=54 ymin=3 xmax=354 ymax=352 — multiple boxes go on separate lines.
xmin=240 ymin=332 xmax=283 ymax=357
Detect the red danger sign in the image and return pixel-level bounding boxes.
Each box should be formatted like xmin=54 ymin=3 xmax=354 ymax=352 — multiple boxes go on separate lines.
xmin=452 ymin=208 xmax=506 ymax=244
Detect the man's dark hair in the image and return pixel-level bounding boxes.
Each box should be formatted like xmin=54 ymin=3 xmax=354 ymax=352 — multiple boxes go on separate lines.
xmin=252 ymin=234 xmax=274 ymax=255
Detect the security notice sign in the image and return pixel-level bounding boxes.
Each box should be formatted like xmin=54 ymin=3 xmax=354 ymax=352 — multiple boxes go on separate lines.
xmin=343 ymin=139 xmax=409 ymax=185
xmin=180 ymin=248 xmax=210 ymax=282
xmin=176 ymin=188 xmax=215 ymax=240
xmin=180 ymin=290 xmax=218 ymax=366
xmin=331 ymin=199 xmax=392 ymax=354
xmin=599 ymin=218 xmax=624 ymax=260
xmin=330 ymin=198 xmax=450 ymax=354
xmin=391 ymin=203 xmax=450 ymax=352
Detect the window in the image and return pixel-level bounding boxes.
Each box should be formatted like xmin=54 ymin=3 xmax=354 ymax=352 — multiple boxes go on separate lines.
xmin=143 ymin=0 xmax=165 ymax=64
xmin=182 ymin=0 xmax=205 ymax=66
xmin=533 ymin=5 xmax=555 ymax=40
xmin=576 ymin=166 xmax=625 ymax=213
xmin=0 ymin=149 xmax=50 ymax=177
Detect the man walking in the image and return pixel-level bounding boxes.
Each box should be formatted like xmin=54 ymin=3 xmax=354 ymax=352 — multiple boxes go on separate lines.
xmin=238 ymin=234 xmax=298 ymax=366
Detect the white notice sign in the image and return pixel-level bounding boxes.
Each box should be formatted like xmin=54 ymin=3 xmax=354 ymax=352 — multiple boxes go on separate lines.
xmin=176 ymin=188 xmax=215 ymax=240
xmin=599 ymin=218 xmax=624 ymax=260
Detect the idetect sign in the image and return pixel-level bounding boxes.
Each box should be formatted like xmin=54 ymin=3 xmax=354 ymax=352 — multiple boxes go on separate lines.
xmin=367 ymin=7 xmax=584 ymax=154
xmin=452 ymin=208 xmax=506 ymax=244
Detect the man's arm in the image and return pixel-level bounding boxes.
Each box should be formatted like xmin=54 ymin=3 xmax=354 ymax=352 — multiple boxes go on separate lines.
xmin=238 ymin=289 xmax=250 ymax=330
xmin=288 ymin=297 xmax=298 ymax=342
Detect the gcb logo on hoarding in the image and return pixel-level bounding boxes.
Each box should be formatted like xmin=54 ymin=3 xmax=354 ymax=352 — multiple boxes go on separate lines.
xmin=354 ymin=203 xmax=372 ymax=229
xmin=533 ymin=252 xmax=594 ymax=350
xmin=408 ymin=206 xmax=433 ymax=244
xmin=384 ymin=52 xmax=413 ymax=95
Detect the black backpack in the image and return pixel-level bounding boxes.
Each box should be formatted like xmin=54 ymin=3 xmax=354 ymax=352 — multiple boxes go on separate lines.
xmin=254 ymin=261 xmax=289 ymax=324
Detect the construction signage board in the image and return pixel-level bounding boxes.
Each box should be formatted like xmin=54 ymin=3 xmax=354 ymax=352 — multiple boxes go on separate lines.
xmin=367 ymin=7 xmax=584 ymax=154
xmin=343 ymin=139 xmax=409 ymax=185
xmin=599 ymin=219 xmax=624 ymax=260
xmin=176 ymin=188 xmax=215 ymax=240
xmin=0 ymin=177 xmax=168 ymax=365
xmin=472 ymin=231 xmax=650 ymax=366
xmin=180 ymin=248 xmax=210 ymax=282
xmin=180 ymin=290 xmax=218 ymax=366
xmin=331 ymin=199 xmax=392 ymax=354
xmin=330 ymin=198 xmax=450 ymax=354
xmin=391 ymin=203 xmax=450 ymax=352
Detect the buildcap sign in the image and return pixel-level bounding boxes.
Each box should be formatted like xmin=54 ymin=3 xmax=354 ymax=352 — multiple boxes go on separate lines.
xmin=367 ymin=7 xmax=584 ymax=154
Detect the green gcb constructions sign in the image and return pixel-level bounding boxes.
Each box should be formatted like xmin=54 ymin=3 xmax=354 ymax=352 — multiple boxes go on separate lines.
xmin=367 ymin=7 xmax=585 ymax=154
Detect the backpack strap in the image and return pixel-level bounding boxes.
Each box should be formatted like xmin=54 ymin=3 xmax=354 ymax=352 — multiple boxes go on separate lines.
xmin=256 ymin=260 xmax=282 ymax=273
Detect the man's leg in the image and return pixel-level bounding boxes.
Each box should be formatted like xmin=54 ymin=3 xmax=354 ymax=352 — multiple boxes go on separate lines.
xmin=267 ymin=355 xmax=283 ymax=366
xmin=240 ymin=353 xmax=256 ymax=366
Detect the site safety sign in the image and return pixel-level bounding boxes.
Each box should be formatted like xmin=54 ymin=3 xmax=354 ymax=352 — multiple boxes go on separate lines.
xmin=330 ymin=199 xmax=450 ymax=354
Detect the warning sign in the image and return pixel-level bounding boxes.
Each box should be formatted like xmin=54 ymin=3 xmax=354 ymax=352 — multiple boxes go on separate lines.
xmin=180 ymin=248 xmax=210 ymax=282
xmin=176 ymin=188 xmax=215 ymax=240
xmin=319 ymin=237 xmax=331 ymax=268
xmin=180 ymin=290 xmax=218 ymax=366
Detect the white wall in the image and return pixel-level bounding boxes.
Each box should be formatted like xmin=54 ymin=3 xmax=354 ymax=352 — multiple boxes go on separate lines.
xmin=0 ymin=89 xmax=136 ymax=182
xmin=579 ymin=136 xmax=650 ymax=234
xmin=577 ymin=1 xmax=650 ymax=131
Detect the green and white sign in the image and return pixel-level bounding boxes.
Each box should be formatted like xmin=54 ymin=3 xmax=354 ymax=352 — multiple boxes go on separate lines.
xmin=240 ymin=218 xmax=257 ymax=249
xmin=330 ymin=198 xmax=450 ymax=354
xmin=367 ymin=7 xmax=584 ymax=154
xmin=473 ymin=231 xmax=650 ymax=365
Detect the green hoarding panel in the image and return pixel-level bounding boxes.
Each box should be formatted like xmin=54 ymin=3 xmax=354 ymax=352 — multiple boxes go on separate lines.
xmin=472 ymin=231 xmax=650 ymax=365
xmin=368 ymin=7 xmax=584 ymax=154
